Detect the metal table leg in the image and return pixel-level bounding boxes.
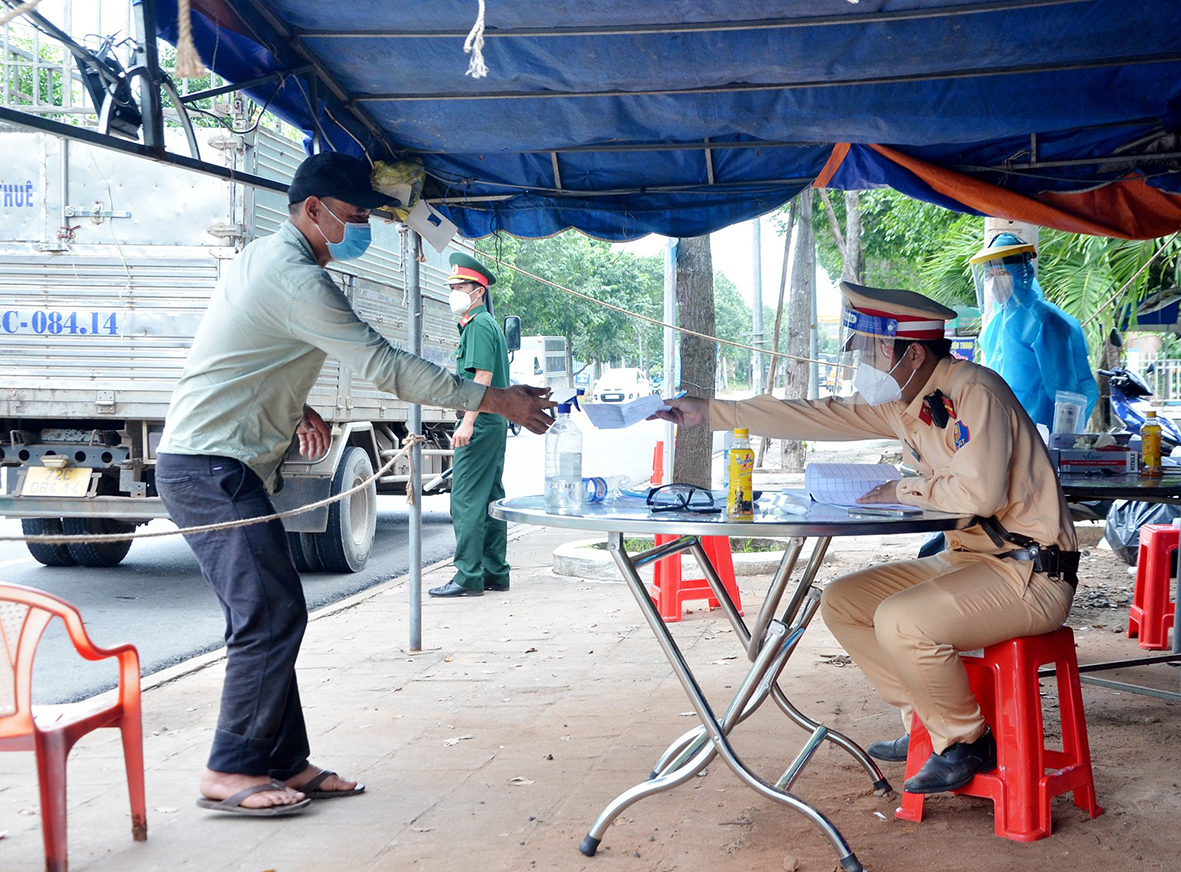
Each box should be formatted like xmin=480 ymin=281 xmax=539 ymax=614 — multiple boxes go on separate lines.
xmin=580 ymin=533 xmax=864 ymax=872
xmin=690 ymin=535 xmax=890 ymax=793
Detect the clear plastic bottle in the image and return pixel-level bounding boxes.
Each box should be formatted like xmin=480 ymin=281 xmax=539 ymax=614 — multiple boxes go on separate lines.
xmin=545 ymin=401 xmax=583 ymax=513
xmin=1141 ymin=410 xmax=1162 ymax=477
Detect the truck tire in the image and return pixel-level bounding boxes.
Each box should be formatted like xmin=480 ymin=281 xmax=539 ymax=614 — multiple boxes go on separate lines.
xmin=61 ymin=517 xmax=135 ymax=567
xmin=21 ymin=518 xmax=77 ymax=567
xmin=287 ymin=531 xmax=324 ymax=573
xmin=315 ymin=446 xmax=377 ymax=573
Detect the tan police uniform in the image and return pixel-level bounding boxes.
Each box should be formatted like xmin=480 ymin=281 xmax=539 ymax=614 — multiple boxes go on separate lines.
xmin=708 ymin=293 xmax=1076 ymax=755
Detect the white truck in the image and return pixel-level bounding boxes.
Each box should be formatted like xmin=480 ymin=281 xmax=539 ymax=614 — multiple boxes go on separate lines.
xmin=0 ymin=123 xmax=475 ymax=572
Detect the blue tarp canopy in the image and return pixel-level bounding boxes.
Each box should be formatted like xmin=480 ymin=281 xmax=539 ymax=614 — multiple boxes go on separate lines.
xmin=161 ymin=0 xmax=1181 ymax=240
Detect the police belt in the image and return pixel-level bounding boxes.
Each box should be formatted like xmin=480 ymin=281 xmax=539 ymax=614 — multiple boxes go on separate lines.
xmin=975 ymin=516 xmax=1080 ymax=588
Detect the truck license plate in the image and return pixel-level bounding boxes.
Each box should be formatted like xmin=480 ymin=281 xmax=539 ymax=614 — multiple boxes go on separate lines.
xmin=20 ymin=466 xmax=92 ymax=498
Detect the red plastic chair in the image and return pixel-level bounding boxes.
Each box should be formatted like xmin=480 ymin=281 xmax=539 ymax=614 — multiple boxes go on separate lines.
xmin=895 ymin=627 xmax=1101 ymax=841
xmin=0 ymin=583 xmax=146 ymax=871
xmin=1129 ymin=524 xmax=1177 ymax=651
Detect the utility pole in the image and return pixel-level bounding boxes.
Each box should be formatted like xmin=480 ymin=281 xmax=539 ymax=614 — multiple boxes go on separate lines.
xmin=752 ymin=217 xmax=764 ymax=390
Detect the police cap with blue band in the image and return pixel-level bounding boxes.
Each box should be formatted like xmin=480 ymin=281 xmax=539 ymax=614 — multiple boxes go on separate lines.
xmin=841 ymin=281 xmax=957 ymax=340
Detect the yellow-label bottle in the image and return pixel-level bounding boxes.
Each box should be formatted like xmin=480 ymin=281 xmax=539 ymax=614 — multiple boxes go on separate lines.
xmin=727 ymin=429 xmax=755 ymax=521
xmin=1142 ymin=410 xmax=1162 ymax=477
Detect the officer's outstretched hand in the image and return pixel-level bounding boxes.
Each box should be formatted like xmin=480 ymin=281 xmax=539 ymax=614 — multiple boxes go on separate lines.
xmin=648 ymin=396 xmax=709 ymax=428
xmin=479 ymin=385 xmax=556 ymax=434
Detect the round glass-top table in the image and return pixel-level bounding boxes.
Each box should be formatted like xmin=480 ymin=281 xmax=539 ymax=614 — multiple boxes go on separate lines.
xmin=490 ymin=493 xmax=972 ymax=872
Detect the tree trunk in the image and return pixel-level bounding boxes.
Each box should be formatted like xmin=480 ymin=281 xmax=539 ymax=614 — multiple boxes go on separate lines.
xmin=673 ymin=235 xmax=716 ymax=489
xmin=844 ymin=191 xmax=864 ymax=283
xmin=781 ymin=191 xmax=814 ymax=470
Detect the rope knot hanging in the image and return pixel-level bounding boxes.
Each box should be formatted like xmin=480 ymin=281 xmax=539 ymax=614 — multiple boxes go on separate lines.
xmin=402 ymin=432 xmax=428 ymax=506
xmin=175 ymin=0 xmax=207 ymax=79
xmin=463 ymin=0 xmax=489 ymax=79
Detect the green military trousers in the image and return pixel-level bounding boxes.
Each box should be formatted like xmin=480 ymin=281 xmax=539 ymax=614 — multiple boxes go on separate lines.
xmin=449 ymin=414 xmax=509 ymax=590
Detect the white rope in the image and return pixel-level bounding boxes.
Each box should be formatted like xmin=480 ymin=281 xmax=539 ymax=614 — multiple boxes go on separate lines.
xmin=455 ymin=240 xmax=830 ymax=368
xmin=174 ymin=0 xmax=206 ymax=79
xmin=4 ymin=435 xmax=426 ymax=545
xmin=0 ymin=0 xmax=42 ymax=28
xmin=463 ymin=0 xmax=489 ymax=79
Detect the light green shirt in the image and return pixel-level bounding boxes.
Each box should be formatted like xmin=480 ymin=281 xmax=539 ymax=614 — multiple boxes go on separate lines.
xmin=159 ymin=220 xmax=485 ymax=487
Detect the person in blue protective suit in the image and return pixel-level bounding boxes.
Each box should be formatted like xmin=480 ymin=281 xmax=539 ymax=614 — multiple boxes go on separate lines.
xmin=969 ymin=233 xmax=1098 ymax=431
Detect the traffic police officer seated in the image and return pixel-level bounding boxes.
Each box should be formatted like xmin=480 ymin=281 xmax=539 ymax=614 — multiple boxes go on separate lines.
xmin=654 ymin=282 xmax=1079 ymax=795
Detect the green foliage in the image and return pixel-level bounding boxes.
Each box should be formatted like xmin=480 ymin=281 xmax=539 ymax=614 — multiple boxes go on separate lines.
xmin=475 ymin=232 xmax=664 ymax=372
xmin=713 ymin=269 xmax=752 ymax=378
xmin=813 ymin=189 xmax=977 ymax=291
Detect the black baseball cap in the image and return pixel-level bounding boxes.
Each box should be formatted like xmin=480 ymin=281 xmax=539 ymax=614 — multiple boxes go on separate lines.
xmin=287 ymin=152 xmax=400 ymax=209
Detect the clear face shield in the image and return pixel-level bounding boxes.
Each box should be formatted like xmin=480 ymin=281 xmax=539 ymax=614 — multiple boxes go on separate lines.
xmin=970 ymin=258 xmax=1017 ymax=326
xmin=837 ymin=305 xmax=904 ymax=405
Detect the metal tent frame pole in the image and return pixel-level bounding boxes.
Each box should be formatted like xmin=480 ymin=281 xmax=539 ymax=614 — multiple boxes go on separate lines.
xmin=406 ymin=230 xmax=424 ymax=651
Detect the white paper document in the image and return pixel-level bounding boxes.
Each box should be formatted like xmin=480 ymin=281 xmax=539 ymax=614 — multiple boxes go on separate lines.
xmin=582 ymin=395 xmax=670 ymax=429
xmin=804 ymin=462 xmax=915 ymax=510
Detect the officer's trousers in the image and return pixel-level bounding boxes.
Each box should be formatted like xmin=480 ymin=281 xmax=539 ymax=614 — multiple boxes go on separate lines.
xmin=819 ymin=551 xmax=1073 ymax=754
xmin=449 ymin=415 xmax=509 ymax=590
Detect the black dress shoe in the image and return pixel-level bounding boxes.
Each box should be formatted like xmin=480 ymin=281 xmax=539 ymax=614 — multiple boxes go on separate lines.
xmin=903 ymin=728 xmax=996 ymax=794
xmin=867 ymin=734 xmax=910 ymax=763
xmin=428 ymin=581 xmax=484 ymax=598
xmin=484 ymin=579 xmax=510 ymax=592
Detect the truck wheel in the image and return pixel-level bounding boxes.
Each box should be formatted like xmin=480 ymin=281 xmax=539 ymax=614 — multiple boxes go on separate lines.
xmin=315 ymin=446 xmax=377 ymax=573
xmin=21 ymin=518 xmax=77 ymax=567
xmin=61 ymin=517 xmax=135 ymax=567
xmin=287 ymin=531 xmax=324 ymax=573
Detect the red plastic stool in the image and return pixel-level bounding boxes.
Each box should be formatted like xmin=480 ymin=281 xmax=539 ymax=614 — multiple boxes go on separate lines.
xmin=895 ymin=627 xmax=1102 ymax=841
xmin=649 ymin=534 xmax=743 ymax=623
xmin=1129 ymin=524 xmax=1177 ymax=651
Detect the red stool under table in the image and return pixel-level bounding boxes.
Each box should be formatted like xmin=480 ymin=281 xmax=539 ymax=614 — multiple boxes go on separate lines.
xmin=649 ymin=534 xmax=743 ymax=623
xmin=895 ymin=627 xmax=1102 ymax=841
xmin=1129 ymin=524 xmax=1177 ymax=651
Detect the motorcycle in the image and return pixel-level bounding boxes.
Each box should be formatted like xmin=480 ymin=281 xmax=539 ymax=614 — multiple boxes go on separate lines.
xmin=1099 ymin=366 xmax=1181 ymax=455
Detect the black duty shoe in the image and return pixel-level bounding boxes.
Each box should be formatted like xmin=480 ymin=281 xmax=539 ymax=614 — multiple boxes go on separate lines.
xmin=867 ymin=734 xmax=910 ymax=763
xmin=428 ymin=581 xmax=484 ymax=598
xmin=484 ymin=579 xmax=510 ymax=592
xmin=902 ymin=728 xmax=997 ymax=795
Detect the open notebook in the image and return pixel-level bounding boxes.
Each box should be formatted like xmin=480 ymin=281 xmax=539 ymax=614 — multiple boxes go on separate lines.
xmin=803 ymin=463 xmax=918 ymax=512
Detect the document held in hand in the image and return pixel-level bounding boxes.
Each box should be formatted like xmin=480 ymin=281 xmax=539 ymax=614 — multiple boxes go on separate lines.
xmin=582 ymin=394 xmax=672 ymax=429
xmin=804 ymin=462 xmax=917 ymax=512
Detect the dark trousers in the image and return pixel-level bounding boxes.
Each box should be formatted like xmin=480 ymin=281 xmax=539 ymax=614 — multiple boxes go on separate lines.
xmin=155 ymin=453 xmax=310 ymax=779
xmin=449 ymin=416 xmax=509 ymax=589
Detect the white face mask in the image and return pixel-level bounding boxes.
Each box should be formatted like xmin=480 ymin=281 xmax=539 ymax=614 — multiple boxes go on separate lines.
xmin=983 ymin=273 xmax=1014 ymax=310
xmin=448 ymin=287 xmax=478 ymax=315
xmin=853 ymin=354 xmax=916 ymax=406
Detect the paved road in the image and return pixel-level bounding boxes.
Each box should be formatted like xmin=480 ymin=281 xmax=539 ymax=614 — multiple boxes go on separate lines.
xmin=4 ymin=414 xmax=665 ymax=703
xmin=1 ymin=502 xmax=459 ymax=704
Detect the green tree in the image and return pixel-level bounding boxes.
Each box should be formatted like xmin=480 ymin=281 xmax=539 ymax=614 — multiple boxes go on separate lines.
xmin=812 ymin=189 xmax=976 ymax=291
xmin=475 ymin=232 xmax=664 ymax=376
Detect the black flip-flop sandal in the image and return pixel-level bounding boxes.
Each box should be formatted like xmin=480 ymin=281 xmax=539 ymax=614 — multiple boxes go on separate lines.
xmin=298 ymin=769 xmax=366 ymax=800
xmin=196 ymin=780 xmax=312 ymax=816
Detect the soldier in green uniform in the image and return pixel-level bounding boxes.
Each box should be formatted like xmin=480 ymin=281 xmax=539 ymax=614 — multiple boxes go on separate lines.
xmin=429 ymin=253 xmax=512 ymax=598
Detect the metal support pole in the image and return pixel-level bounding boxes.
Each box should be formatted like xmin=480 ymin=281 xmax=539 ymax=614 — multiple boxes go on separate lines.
xmin=407 ymin=230 xmax=424 ymax=651
xmin=752 ymin=217 xmax=763 ymax=389
xmin=131 ymin=0 xmax=165 ymax=154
